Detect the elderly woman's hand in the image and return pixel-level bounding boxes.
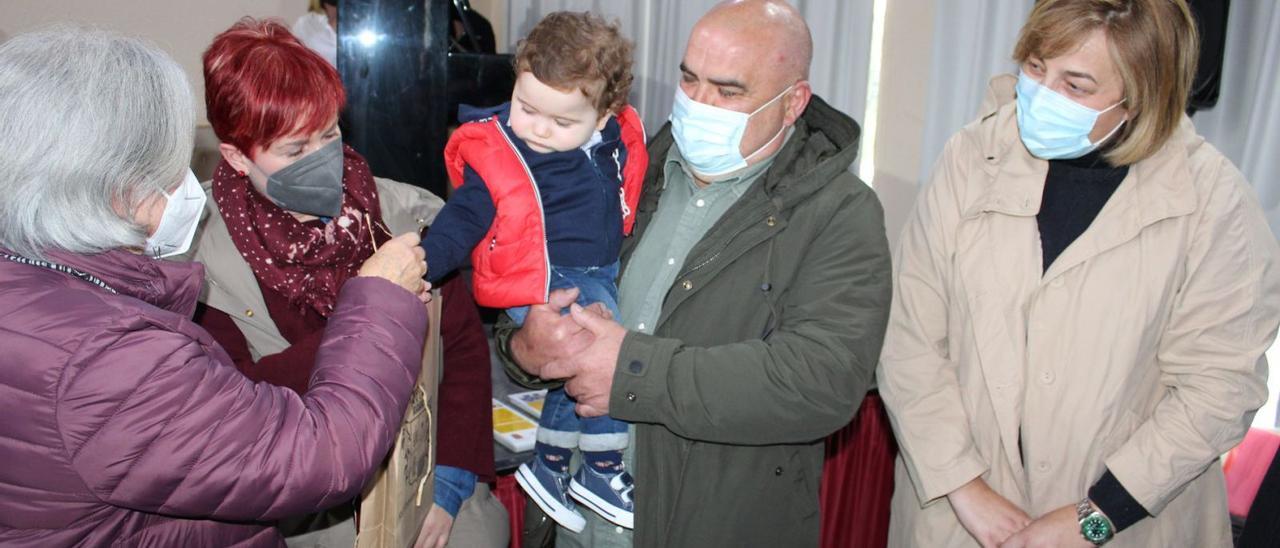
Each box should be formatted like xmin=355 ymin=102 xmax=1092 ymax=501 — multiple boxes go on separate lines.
xmin=358 ymin=232 xmax=429 ymax=298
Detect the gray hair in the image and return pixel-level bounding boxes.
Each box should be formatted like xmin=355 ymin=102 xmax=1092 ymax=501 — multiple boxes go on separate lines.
xmin=0 ymin=25 xmax=194 ymax=258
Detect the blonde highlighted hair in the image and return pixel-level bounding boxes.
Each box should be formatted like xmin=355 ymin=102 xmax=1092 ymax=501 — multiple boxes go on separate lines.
xmin=1013 ymin=0 xmax=1199 ymax=165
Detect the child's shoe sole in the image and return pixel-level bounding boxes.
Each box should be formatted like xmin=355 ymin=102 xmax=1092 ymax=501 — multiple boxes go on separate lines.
xmin=515 ymin=462 xmax=587 ymax=533
xmin=569 ymin=477 xmax=634 ymax=529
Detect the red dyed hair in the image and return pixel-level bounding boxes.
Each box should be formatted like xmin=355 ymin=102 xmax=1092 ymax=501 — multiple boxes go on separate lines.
xmin=202 ymin=18 xmax=345 ymax=157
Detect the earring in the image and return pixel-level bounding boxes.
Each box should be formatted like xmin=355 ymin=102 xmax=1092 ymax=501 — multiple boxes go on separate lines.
xmin=236 ymin=170 xmax=246 ymax=178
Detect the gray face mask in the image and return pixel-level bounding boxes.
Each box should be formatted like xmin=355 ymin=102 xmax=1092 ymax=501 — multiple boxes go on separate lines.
xmin=264 ymin=139 xmax=345 ymax=218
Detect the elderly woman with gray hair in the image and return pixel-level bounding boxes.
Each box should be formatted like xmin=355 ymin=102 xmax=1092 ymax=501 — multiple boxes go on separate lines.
xmin=0 ymin=26 xmax=431 ymax=546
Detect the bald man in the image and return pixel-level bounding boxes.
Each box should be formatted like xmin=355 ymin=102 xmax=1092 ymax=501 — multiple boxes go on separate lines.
xmin=495 ymin=1 xmax=891 ymax=545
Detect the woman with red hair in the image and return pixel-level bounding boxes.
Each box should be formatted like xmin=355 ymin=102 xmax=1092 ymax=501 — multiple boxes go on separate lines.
xmin=190 ymin=18 xmax=507 ymax=548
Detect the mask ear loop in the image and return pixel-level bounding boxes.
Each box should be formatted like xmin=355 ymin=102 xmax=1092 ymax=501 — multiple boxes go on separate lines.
xmin=742 ymin=123 xmax=790 ymax=163
xmin=1099 ymin=96 xmax=1128 ymax=114
xmin=741 ymin=83 xmax=799 ymax=162
xmin=1091 ymin=98 xmax=1129 ymax=149
xmin=747 ymin=82 xmax=798 ymax=116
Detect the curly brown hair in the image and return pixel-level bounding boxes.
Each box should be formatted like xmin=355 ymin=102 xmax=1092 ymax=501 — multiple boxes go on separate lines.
xmin=513 ymin=11 xmax=634 ymax=116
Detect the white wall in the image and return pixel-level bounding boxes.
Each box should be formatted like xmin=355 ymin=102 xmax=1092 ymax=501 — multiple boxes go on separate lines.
xmin=868 ymin=0 xmax=934 ymax=250
xmin=0 ymin=0 xmax=310 ymax=125
xmin=469 ymin=0 xmax=509 ymax=53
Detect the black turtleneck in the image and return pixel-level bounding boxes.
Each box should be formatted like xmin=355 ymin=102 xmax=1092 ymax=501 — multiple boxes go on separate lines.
xmin=1037 ymin=147 xmax=1129 ymax=272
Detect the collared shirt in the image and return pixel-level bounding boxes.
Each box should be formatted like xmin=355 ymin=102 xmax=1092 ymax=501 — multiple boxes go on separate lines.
xmin=617 ymin=138 xmax=783 ymax=334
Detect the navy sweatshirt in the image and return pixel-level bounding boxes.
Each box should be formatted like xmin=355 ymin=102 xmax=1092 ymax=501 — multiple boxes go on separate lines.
xmin=423 ymin=103 xmax=629 ymax=283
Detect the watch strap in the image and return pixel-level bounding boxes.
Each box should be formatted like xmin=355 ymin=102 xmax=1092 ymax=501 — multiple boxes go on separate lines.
xmin=1077 ymin=497 xmax=1116 ymax=545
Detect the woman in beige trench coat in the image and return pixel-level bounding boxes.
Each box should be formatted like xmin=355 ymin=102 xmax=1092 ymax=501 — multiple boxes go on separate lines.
xmin=879 ymin=1 xmax=1280 ymax=547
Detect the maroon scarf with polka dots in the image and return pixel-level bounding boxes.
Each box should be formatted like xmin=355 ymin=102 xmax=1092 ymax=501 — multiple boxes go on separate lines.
xmin=212 ymin=144 xmax=390 ymax=316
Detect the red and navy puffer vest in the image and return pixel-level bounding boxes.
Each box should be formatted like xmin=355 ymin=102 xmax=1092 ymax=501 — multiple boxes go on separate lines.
xmin=443 ymin=105 xmax=647 ymax=308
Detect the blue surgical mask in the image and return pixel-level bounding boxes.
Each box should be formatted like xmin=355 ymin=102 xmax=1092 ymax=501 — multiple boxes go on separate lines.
xmin=1015 ymin=71 xmax=1126 ymax=160
xmin=669 ymin=84 xmax=792 ymax=178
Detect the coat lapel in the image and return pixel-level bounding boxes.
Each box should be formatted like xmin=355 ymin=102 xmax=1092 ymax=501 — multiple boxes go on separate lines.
xmin=193 ymin=190 xmax=290 ymax=357
xmin=1041 ymin=126 xmax=1198 ymax=285
xmin=956 ymin=233 xmax=1035 ymax=498
xmin=955 ymin=105 xmax=1043 ymax=488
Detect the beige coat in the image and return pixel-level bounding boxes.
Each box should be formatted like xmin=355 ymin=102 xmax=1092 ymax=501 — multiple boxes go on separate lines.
xmin=878 ymin=75 xmax=1280 ymax=547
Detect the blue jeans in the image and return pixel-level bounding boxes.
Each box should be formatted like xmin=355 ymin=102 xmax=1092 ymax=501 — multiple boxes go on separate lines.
xmin=506 ymin=262 xmax=622 ymax=325
xmin=508 ymin=262 xmax=629 ymax=451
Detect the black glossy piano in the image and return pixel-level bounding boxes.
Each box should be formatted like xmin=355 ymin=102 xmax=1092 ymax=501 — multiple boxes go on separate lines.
xmin=337 ymin=0 xmax=516 ymax=197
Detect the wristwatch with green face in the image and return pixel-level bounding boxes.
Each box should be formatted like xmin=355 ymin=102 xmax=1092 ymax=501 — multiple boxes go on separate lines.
xmin=1077 ymin=498 xmax=1116 ymax=545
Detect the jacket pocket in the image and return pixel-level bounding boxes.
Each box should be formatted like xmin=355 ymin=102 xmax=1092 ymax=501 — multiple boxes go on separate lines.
xmin=473 ymin=236 xmax=496 ymax=277
xmin=483 ymin=235 xmax=539 ymax=278
xmin=787 ymin=447 xmax=821 ymax=522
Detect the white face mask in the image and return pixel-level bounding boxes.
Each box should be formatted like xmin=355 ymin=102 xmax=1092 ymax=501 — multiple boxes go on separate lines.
xmin=145 ymin=169 xmax=206 ymax=258
xmin=669 ymin=84 xmax=793 ymax=179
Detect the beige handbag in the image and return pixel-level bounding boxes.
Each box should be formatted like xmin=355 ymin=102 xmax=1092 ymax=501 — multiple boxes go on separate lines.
xmin=356 ymin=293 xmax=442 ymax=548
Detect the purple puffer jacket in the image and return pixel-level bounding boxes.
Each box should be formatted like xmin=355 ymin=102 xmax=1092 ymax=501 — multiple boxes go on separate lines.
xmin=0 ymin=248 xmax=427 ymax=547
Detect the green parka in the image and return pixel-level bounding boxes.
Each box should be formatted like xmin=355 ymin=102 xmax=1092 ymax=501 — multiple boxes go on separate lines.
xmin=499 ymin=95 xmax=892 ymax=547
